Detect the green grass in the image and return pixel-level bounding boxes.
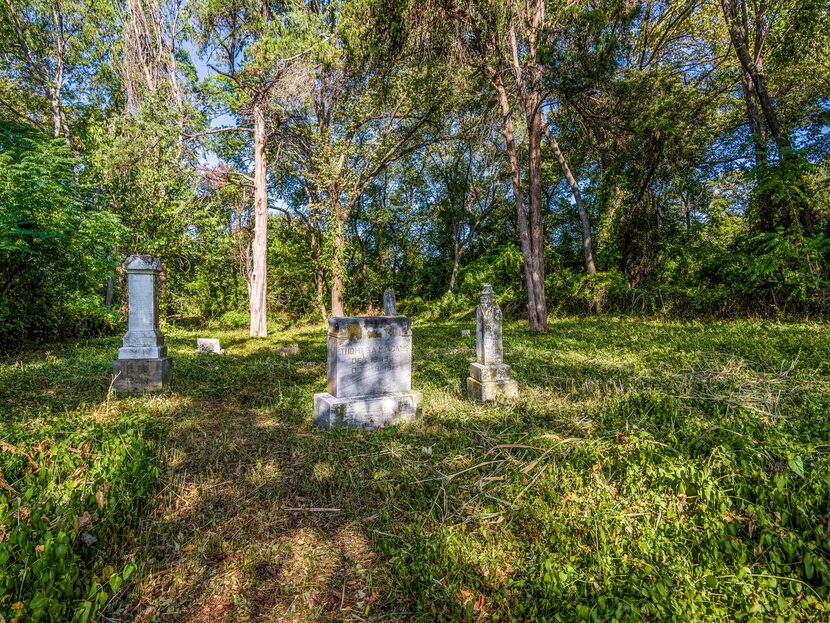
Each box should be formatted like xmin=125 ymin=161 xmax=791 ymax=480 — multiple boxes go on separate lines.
xmin=2 ymin=317 xmax=830 ymax=622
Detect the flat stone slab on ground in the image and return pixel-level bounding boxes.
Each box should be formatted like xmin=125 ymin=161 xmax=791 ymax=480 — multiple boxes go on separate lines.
xmin=277 ymin=343 xmax=300 ymax=357
xmin=196 ymin=338 xmax=223 ymax=354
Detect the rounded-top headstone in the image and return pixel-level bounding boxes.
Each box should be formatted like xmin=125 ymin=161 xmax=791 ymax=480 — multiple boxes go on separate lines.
xmin=480 ymin=284 xmax=495 ymax=305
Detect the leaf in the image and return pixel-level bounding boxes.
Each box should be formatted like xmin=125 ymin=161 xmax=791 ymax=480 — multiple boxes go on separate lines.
xmin=805 ymin=556 xmax=814 ymax=580
xmin=109 ymin=573 xmax=123 ymax=592
xmin=76 ymin=600 xmax=93 ymax=623
xmin=787 ymin=456 xmax=805 ymax=477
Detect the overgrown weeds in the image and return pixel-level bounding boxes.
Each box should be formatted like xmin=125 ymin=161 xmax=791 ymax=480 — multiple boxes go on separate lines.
xmin=1 ymin=318 xmax=829 ymax=621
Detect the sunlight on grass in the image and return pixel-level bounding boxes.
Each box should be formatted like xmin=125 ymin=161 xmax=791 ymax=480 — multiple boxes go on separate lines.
xmin=2 ymin=317 xmax=830 ymax=621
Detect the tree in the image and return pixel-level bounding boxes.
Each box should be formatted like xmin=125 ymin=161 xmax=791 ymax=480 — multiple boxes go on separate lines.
xmin=0 ymin=119 xmax=123 ymax=347
xmin=719 ymin=0 xmax=826 ymax=232
xmin=0 ymin=0 xmax=105 ymax=140
xmin=116 ymin=0 xmax=190 ymax=151
xmin=273 ymin=0 xmax=441 ymax=317
xmin=194 ymin=0 xmax=313 ymax=336
xmin=425 ymin=120 xmax=506 ymax=292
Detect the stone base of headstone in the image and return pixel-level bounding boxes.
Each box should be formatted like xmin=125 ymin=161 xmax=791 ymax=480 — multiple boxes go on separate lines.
xmin=314 ymin=390 xmax=422 ymax=430
xmin=112 ymin=357 xmax=172 ymax=394
xmin=467 ymin=362 xmax=518 ymax=401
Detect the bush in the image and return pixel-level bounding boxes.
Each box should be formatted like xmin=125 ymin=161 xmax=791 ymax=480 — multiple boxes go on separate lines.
xmin=215 ymin=309 xmax=250 ymax=329
xmin=0 ymin=121 xmax=123 ymax=351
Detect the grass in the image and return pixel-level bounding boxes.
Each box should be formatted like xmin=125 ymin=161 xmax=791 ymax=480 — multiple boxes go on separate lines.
xmin=2 ymin=316 xmax=830 ymax=621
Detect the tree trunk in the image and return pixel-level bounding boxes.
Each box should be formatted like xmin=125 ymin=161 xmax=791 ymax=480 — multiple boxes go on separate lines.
xmin=740 ymin=67 xmax=767 ymax=166
xmin=720 ymin=0 xmax=789 ymax=151
xmin=249 ymin=101 xmax=268 ymax=337
xmin=448 ymin=239 xmax=461 ymax=293
xmin=491 ymin=70 xmax=539 ymax=328
xmin=543 ymin=123 xmax=596 ymax=275
xmin=330 ymin=192 xmax=346 ymax=317
xmin=105 ymin=277 xmax=114 ymax=308
xmin=310 ymin=225 xmax=327 ymax=322
xmin=526 ymin=91 xmax=548 ymax=332
xmin=48 ymin=86 xmax=63 ymax=139
xmin=167 ymin=6 xmax=185 ymax=156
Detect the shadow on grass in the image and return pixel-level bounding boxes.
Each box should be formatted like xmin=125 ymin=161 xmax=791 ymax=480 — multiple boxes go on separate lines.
xmin=4 ymin=319 xmax=830 ymax=621
xmin=127 ymin=327 xmax=548 ymax=621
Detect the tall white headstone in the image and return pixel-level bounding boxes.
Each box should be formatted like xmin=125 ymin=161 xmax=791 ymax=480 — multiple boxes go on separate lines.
xmin=314 ymin=316 xmax=422 ymax=430
xmin=112 ymin=255 xmax=172 ymax=394
xmin=467 ymin=285 xmax=518 ymax=401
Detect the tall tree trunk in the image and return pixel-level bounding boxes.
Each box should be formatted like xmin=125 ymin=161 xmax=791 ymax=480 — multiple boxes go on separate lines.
xmin=249 ymin=101 xmax=268 ymax=337
xmin=740 ymin=67 xmax=767 ymax=166
xmin=330 ymin=194 xmax=346 ymax=317
xmin=721 ymin=0 xmax=814 ymax=230
xmin=720 ymin=0 xmax=789 ymax=151
xmin=491 ymin=69 xmax=539 ymax=328
xmin=542 ymin=123 xmax=597 ymax=275
xmin=526 ymin=91 xmax=548 ymax=331
xmin=105 ymin=276 xmax=114 ymax=308
xmin=48 ymin=87 xmax=62 ymax=139
xmin=310 ymin=224 xmax=327 ymax=322
xmin=316 ymin=264 xmax=327 ymax=321
xmin=745 ymin=55 xmax=789 ymax=152
xmin=448 ymin=238 xmax=461 ymax=292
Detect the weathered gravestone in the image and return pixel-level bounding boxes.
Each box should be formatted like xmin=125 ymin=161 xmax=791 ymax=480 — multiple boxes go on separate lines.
xmin=196 ymin=338 xmax=223 ymax=354
xmin=276 ymin=342 xmax=300 ymax=357
xmin=112 ymin=255 xmax=172 ymax=394
xmin=467 ymin=285 xmax=518 ymax=401
xmin=383 ymin=288 xmax=397 ymax=316
xmin=314 ymin=316 xmax=422 ymax=430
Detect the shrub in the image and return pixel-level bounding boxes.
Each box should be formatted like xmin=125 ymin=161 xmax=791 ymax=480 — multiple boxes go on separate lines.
xmin=216 ymin=309 xmax=250 ymax=329
xmin=0 ymin=120 xmax=123 ymax=351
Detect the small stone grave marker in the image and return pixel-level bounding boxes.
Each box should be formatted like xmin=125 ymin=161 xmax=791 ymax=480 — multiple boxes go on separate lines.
xmin=383 ymin=288 xmax=397 ymax=316
xmin=196 ymin=338 xmax=223 ymax=354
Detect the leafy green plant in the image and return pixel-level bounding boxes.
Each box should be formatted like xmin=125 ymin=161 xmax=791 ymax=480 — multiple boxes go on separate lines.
xmin=0 ymin=413 xmax=162 ymax=622
xmin=0 ymin=120 xmax=123 ymax=350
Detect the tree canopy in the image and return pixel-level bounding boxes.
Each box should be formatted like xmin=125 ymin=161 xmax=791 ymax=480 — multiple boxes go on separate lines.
xmin=1 ymin=0 xmax=829 ymax=347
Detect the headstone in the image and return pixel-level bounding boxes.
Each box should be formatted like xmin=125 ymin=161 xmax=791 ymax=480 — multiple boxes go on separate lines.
xmin=467 ymin=285 xmax=518 ymax=401
xmin=314 ymin=316 xmax=422 ymax=430
xmin=112 ymin=255 xmax=172 ymax=394
xmin=383 ymin=288 xmax=397 ymax=316
xmin=276 ymin=342 xmax=300 ymax=357
xmin=196 ymin=338 xmax=223 ymax=354
xmin=460 ymin=329 xmax=471 ymax=337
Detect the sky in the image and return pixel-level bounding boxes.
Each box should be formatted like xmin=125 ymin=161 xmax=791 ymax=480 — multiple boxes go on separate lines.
xmin=183 ymin=39 xmax=234 ymax=168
